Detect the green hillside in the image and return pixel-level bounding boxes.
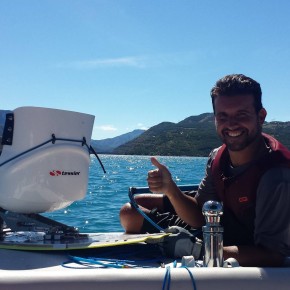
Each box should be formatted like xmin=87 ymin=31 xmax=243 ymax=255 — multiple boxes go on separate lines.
xmin=113 ymin=113 xmax=290 ymax=157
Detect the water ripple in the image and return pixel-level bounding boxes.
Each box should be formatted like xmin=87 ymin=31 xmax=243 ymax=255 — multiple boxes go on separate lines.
xmin=45 ymin=155 xmax=207 ymax=232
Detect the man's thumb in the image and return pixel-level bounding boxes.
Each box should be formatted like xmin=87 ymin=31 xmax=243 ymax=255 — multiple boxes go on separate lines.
xmin=150 ymin=157 xmax=165 ymax=170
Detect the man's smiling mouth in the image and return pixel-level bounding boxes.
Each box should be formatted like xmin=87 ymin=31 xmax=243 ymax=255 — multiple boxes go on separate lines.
xmin=224 ymin=130 xmax=244 ymax=137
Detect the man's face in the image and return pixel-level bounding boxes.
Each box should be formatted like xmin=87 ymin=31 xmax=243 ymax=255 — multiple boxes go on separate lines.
xmin=214 ymin=94 xmax=266 ymax=152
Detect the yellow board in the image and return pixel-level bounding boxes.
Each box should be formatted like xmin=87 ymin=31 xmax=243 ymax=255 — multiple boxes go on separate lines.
xmin=0 ymin=231 xmax=168 ymax=251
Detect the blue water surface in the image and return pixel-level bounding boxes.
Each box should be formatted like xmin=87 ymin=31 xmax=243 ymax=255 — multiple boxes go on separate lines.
xmin=45 ymin=155 xmax=207 ymax=232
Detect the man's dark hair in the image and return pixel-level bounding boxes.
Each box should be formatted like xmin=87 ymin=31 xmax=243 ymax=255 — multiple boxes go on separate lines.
xmin=210 ymin=74 xmax=263 ymax=113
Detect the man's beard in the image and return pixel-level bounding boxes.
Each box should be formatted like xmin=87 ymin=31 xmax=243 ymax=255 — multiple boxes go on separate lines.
xmin=218 ymin=125 xmax=262 ymax=152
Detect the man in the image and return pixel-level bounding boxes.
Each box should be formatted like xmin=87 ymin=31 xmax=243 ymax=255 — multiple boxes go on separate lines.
xmin=119 ymin=74 xmax=290 ymax=267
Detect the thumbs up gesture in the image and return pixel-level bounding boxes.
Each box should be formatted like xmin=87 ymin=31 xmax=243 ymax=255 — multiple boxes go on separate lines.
xmin=147 ymin=157 xmax=174 ymax=195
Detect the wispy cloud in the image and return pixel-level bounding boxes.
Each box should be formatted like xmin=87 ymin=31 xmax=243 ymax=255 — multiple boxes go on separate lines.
xmin=56 ymin=56 xmax=147 ymax=69
xmin=54 ymin=51 xmax=202 ymax=70
xmin=137 ymin=123 xmax=148 ymax=130
xmin=95 ymin=125 xmax=118 ymax=132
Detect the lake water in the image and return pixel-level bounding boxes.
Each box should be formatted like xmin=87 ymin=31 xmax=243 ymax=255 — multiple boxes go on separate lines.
xmin=45 ymin=155 xmax=207 ymax=232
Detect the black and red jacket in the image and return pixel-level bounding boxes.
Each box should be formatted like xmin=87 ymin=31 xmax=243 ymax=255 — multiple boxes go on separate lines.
xmin=211 ymin=133 xmax=290 ymax=245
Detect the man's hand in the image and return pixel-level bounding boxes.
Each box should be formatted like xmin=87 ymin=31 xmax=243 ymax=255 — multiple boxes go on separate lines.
xmin=147 ymin=157 xmax=205 ymax=228
xmin=147 ymin=157 xmax=175 ymax=195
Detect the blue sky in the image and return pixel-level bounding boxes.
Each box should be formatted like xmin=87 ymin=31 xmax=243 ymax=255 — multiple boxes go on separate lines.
xmin=1 ymin=0 xmax=290 ymax=140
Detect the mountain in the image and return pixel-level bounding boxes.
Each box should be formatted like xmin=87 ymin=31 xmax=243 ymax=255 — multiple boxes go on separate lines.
xmin=262 ymin=121 xmax=290 ymax=148
xmin=113 ymin=113 xmax=220 ymax=156
xmin=112 ymin=113 xmax=290 ymax=156
xmin=91 ymin=129 xmax=145 ymax=153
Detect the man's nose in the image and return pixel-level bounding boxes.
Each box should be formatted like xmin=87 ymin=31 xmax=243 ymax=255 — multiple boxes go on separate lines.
xmin=227 ymin=116 xmax=239 ymax=128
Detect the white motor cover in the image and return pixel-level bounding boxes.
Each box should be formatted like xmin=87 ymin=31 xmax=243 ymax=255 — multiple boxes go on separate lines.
xmin=0 ymin=107 xmax=95 ymax=214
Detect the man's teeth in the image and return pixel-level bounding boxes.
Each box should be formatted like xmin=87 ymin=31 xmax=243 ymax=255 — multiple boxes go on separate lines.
xmin=227 ymin=131 xmax=242 ymax=137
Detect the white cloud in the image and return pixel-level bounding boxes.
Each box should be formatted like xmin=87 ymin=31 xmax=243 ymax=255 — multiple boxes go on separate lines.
xmin=137 ymin=123 xmax=148 ymax=130
xmin=96 ymin=125 xmax=117 ymax=131
xmin=54 ymin=51 xmax=201 ymax=70
xmin=92 ymin=124 xmax=118 ymax=139
xmin=56 ymin=56 xmax=147 ymax=69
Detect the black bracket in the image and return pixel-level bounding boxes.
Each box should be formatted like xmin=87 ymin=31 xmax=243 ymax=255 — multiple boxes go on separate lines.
xmin=1 ymin=113 xmax=14 ymax=145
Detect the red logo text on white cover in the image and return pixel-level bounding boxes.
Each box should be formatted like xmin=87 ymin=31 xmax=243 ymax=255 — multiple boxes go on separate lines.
xmin=49 ymin=170 xmax=80 ymax=176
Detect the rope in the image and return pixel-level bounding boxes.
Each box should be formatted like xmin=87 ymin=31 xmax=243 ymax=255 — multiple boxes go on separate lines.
xmin=64 ymin=255 xmax=162 ymax=269
xmin=162 ymin=264 xmax=198 ymax=290
xmin=183 ymin=266 xmax=197 ymax=290
xmin=0 ymin=134 xmax=106 ymax=173
xmin=162 ymin=266 xmax=171 ymax=290
xmin=65 ymin=255 xmax=198 ymax=290
xmin=128 ymin=188 xmax=164 ymax=232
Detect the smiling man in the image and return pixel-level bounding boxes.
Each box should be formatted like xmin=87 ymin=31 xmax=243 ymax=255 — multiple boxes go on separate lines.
xmin=119 ymin=74 xmax=290 ymax=267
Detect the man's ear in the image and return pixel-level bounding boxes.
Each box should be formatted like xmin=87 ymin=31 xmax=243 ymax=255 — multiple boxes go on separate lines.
xmin=258 ymin=108 xmax=267 ymax=124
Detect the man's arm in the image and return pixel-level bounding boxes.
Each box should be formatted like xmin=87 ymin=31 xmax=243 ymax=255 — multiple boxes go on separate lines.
xmin=224 ymin=245 xmax=284 ymax=267
xmin=254 ymin=168 xmax=290 ymax=262
xmin=226 ymin=167 xmax=290 ymax=267
xmin=147 ymin=157 xmax=205 ymax=228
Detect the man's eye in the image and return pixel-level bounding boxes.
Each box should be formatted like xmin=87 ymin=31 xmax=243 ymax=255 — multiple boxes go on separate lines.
xmin=217 ymin=116 xmax=227 ymax=122
xmin=236 ymin=114 xmax=249 ymax=120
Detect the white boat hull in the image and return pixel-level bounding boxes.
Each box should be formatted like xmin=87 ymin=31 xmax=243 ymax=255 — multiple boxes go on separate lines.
xmin=0 ymin=249 xmax=289 ymax=290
